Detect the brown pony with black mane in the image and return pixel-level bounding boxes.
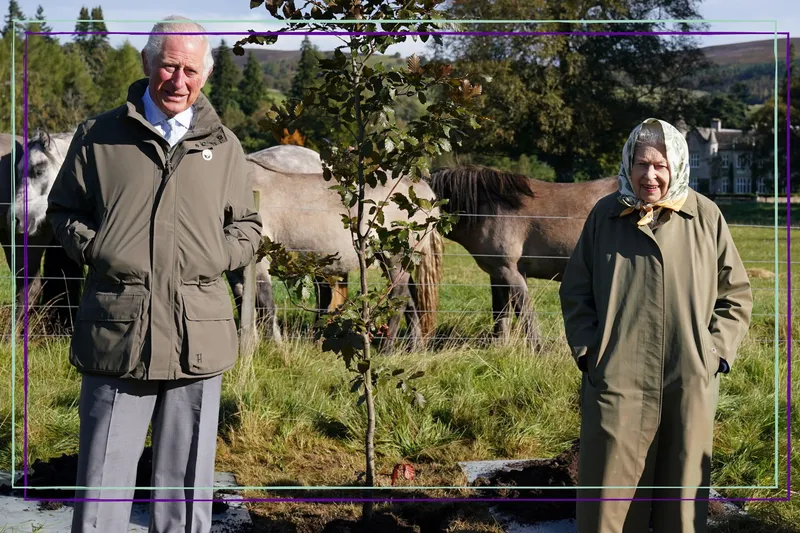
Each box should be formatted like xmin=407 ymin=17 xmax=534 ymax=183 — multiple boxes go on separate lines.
xmin=430 ymin=165 xmax=618 ymax=351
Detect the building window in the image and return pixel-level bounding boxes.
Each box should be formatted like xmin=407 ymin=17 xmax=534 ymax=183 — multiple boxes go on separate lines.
xmin=721 ymin=153 xmax=729 ymax=167
xmin=758 ymin=178 xmax=770 ymax=194
xmin=689 ymin=176 xmax=699 ymax=190
xmin=690 ymin=152 xmax=700 ymax=168
xmin=735 ymin=177 xmax=751 ymax=194
xmin=737 ymin=153 xmax=749 ymax=169
xmin=718 ymin=178 xmax=729 ymax=193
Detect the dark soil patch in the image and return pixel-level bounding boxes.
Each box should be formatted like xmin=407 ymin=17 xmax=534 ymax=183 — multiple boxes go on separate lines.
xmin=320 ymin=512 xmax=420 ymax=533
xmin=472 ymin=440 xmax=581 ymax=522
xmin=470 ymin=439 xmax=743 ymax=525
xmin=25 ymin=448 xmax=154 ymax=500
xmin=37 ymin=500 xmax=64 ymax=510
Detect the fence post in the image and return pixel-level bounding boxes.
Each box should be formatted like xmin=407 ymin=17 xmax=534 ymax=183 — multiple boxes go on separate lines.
xmin=238 ymin=190 xmax=261 ymax=367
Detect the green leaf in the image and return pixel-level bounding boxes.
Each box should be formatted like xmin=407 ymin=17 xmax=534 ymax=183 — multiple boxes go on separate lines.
xmin=357 ymin=360 xmax=371 ymax=373
xmin=385 ymin=138 xmax=396 ymax=153
xmin=408 ymin=371 xmax=425 ymax=380
xmin=391 ymin=369 xmax=405 ymax=376
xmin=350 ymin=379 xmax=363 ymax=393
xmin=249 ymin=0 xmax=264 ymax=8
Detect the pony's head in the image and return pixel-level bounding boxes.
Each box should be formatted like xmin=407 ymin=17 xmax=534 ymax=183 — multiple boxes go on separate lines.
xmin=10 ymin=129 xmax=72 ymax=236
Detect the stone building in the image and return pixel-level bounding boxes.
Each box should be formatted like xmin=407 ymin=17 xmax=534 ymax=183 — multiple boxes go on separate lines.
xmin=679 ymin=118 xmax=767 ymax=195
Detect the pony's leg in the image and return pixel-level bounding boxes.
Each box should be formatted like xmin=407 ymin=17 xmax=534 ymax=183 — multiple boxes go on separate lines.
xmin=225 ymin=268 xmax=245 ymax=319
xmin=378 ymin=258 xmax=422 ymax=351
xmin=315 ymin=277 xmax=333 ymax=328
xmin=15 ymin=241 xmax=45 ymax=337
xmin=504 ymin=269 xmax=542 ymax=352
xmin=490 ymin=276 xmax=513 ymax=342
xmin=329 ymin=277 xmax=348 ymax=311
xmin=256 ymin=259 xmax=281 ymax=343
xmin=41 ymin=241 xmax=83 ymax=333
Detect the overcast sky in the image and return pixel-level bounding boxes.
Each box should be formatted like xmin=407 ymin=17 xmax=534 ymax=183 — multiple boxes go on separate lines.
xmin=10 ymin=0 xmax=798 ymax=56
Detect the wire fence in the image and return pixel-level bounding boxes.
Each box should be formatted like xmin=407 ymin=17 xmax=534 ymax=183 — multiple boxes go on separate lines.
xmin=0 ymin=215 xmax=793 ymax=343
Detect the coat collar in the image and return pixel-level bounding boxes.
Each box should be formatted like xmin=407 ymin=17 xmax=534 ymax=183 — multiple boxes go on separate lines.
xmin=608 ymin=189 xmax=698 ymax=220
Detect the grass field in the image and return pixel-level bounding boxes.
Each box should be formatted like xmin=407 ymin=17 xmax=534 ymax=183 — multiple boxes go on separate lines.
xmin=0 ymin=203 xmax=798 ymax=531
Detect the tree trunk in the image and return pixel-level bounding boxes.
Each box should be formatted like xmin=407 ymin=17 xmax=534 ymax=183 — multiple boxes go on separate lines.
xmin=352 ymin=49 xmax=376 ymax=523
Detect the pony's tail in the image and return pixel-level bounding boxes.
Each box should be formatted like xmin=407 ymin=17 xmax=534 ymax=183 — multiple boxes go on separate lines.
xmin=417 ymin=229 xmax=443 ymax=344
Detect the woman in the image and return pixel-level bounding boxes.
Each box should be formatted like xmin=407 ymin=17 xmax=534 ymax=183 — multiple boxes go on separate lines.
xmin=559 ymin=118 xmax=753 ymax=533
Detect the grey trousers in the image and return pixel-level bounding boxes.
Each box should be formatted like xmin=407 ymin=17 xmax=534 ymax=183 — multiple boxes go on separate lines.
xmin=70 ymin=373 xmax=223 ymax=533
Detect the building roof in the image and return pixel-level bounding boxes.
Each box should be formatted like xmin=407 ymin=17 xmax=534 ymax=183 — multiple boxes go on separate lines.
xmin=688 ymin=125 xmax=755 ymax=151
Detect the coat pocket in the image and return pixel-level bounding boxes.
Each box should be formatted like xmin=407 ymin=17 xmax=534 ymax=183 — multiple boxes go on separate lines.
xmin=699 ymin=328 xmax=720 ymax=382
xmin=70 ymin=288 xmax=147 ymax=375
xmin=180 ymin=284 xmax=239 ymax=375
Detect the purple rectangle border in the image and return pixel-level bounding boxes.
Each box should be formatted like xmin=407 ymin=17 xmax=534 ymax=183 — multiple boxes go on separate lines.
xmin=16 ymin=27 xmax=793 ymax=505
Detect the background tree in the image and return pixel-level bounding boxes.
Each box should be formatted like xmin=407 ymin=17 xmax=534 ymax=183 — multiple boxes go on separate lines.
xmin=235 ymin=0 xmax=482 ymax=521
xmin=210 ymin=39 xmax=241 ymax=118
xmin=32 ymin=5 xmax=53 ymax=42
xmin=72 ymin=6 xmax=90 ymax=46
xmin=288 ymin=36 xmax=321 ymax=103
xmin=2 ymin=0 xmax=23 ymax=39
xmin=97 ymin=41 xmax=144 ymax=111
xmin=692 ymin=92 xmax=751 ymax=130
xmin=237 ymin=50 xmax=266 ymax=116
xmin=286 ymin=36 xmax=346 ymax=151
xmin=442 ymin=0 xmax=709 ymax=181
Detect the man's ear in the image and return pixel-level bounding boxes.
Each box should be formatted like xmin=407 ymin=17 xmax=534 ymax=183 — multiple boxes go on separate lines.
xmin=141 ymin=50 xmax=151 ymax=77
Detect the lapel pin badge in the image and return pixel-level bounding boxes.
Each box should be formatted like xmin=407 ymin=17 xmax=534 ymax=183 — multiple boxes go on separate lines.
xmin=202 ymin=149 xmax=213 ymax=161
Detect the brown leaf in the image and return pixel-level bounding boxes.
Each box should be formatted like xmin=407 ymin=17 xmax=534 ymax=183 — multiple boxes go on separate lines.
xmin=391 ymin=463 xmax=415 ymax=485
xmin=407 ymin=54 xmax=422 ymax=75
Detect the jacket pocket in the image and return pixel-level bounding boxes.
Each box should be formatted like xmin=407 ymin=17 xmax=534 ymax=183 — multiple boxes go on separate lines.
xmin=70 ymin=288 xmax=147 ymax=375
xmin=85 ymin=210 xmax=109 ymax=265
xmin=180 ymin=284 xmax=239 ymax=375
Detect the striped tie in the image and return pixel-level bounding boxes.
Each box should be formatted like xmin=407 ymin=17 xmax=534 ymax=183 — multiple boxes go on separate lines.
xmin=162 ymin=118 xmax=181 ymax=147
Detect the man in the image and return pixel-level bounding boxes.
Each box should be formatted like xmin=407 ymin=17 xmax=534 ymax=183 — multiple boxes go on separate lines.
xmin=46 ymin=16 xmax=263 ymax=533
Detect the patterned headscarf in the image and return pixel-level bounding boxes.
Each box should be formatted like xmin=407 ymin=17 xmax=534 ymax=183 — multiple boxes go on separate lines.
xmin=618 ymin=118 xmax=690 ymax=226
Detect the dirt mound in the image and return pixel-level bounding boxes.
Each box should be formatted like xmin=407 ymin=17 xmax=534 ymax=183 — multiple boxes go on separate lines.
xmin=472 ymin=440 xmax=580 ymax=522
xmin=471 ymin=440 xmax=741 ymax=524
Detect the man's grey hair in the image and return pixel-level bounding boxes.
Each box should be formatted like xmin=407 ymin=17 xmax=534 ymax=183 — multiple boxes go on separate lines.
xmin=634 ymin=122 xmax=666 ymax=152
xmin=142 ymin=15 xmax=214 ymax=80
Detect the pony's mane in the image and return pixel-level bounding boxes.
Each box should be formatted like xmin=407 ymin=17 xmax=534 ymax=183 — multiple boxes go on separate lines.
xmin=27 ymin=129 xmax=76 ymax=166
xmin=429 ymin=165 xmax=535 ymax=227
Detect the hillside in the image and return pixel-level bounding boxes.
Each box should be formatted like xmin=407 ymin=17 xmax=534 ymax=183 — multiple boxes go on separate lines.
xmin=215 ymin=36 xmax=796 ymax=105
xmin=700 ymin=37 xmax=800 ymax=66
